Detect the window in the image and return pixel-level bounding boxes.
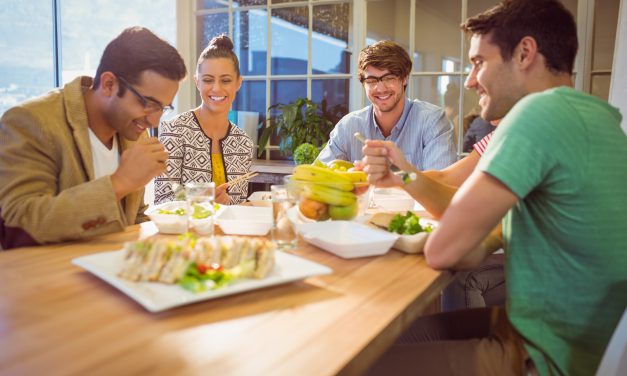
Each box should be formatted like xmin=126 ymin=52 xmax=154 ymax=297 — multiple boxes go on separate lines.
xmin=195 ymin=0 xmax=351 ymax=159
xmin=192 ymin=0 xmax=617 ymax=160
xmin=0 ymin=0 xmax=176 ymax=117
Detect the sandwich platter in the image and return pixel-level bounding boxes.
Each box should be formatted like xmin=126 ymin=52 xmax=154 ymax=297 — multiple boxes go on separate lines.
xmin=72 ymin=249 xmax=331 ymax=312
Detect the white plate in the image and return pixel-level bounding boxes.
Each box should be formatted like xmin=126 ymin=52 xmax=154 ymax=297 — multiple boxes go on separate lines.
xmin=299 ymin=221 xmax=399 ymax=259
xmin=216 ymin=205 xmax=273 ymax=236
xmin=72 ymin=250 xmax=331 ymax=312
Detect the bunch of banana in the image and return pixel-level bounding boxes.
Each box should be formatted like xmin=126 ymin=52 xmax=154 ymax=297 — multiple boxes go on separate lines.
xmin=302 ymin=183 xmax=357 ymax=207
xmin=292 ymin=165 xmax=354 ymax=192
xmin=292 ymin=162 xmax=369 ymax=220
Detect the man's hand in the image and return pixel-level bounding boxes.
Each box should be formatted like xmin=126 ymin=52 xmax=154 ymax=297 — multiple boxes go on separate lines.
xmin=361 ymin=140 xmax=412 ymax=187
xmin=215 ymin=183 xmax=230 ymax=205
xmin=111 ymin=137 xmax=168 ymax=200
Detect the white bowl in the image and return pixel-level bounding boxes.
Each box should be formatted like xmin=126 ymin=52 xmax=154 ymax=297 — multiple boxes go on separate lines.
xmin=299 ymin=221 xmax=398 ymax=259
xmin=216 ymin=205 xmax=273 ymax=236
xmin=372 ymin=188 xmax=416 ymax=212
xmin=145 ymin=201 xmax=188 ymax=234
xmin=146 ymin=201 xmax=224 ymax=234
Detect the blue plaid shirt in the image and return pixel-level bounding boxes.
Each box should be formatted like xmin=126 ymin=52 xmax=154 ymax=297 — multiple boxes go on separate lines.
xmin=318 ymin=98 xmax=457 ymax=170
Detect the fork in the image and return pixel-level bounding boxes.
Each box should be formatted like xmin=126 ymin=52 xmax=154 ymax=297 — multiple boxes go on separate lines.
xmin=353 ymin=132 xmax=417 ymax=183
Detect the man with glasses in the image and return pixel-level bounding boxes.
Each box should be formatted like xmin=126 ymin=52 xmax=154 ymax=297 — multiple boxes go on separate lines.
xmin=318 ymin=40 xmax=456 ymax=170
xmin=0 ymin=26 xmax=187 ymax=249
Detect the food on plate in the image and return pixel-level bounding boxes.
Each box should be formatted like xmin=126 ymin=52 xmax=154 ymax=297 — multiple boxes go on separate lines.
xmin=289 ymin=163 xmax=370 ymax=222
xmin=118 ymin=234 xmax=276 ymax=292
xmin=387 ymin=211 xmax=434 ymax=235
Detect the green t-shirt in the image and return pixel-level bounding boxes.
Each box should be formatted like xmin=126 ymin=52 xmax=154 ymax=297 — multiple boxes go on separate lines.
xmin=478 ymin=87 xmax=627 ymax=376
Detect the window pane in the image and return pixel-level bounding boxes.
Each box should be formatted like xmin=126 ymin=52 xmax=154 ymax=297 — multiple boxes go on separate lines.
xmin=593 ymin=0 xmax=620 ymax=70
xmin=312 ymin=79 xmax=349 ymax=125
xmin=410 ymin=75 xmax=465 ymax=152
xmin=367 ymin=0 xmax=409 ymax=44
xmin=234 ymin=0 xmax=267 ymax=7
xmin=270 ymin=80 xmax=306 ymax=110
xmin=60 ymin=0 xmax=176 ymax=85
xmin=271 ymin=7 xmax=309 ymax=75
xmin=312 ymin=3 xmax=351 ymax=74
xmin=199 ymin=0 xmax=229 ymax=10
xmin=233 ymin=80 xmax=267 ymax=124
xmin=591 ymin=74 xmax=611 ymax=101
xmin=0 ymin=0 xmax=54 ymax=116
xmin=415 ymin=0 xmax=461 ymax=72
xmin=234 ymin=9 xmax=268 ymax=76
xmin=199 ymin=12 xmax=229 ymax=50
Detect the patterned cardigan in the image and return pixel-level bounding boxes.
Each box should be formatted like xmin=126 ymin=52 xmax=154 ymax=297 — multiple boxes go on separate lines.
xmin=154 ymin=111 xmax=254 ymax=205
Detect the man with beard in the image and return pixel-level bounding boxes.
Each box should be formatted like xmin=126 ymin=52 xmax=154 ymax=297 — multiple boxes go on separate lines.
xmin=0 ymin=26 xmax=187 ymax=249
xmin=317 ymin=40 xmax=456 ymax=170
xmin=365 ymin=1 xmax=626 ymax=375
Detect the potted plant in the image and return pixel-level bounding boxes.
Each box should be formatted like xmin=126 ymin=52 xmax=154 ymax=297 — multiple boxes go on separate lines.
xmin=257 ymin=98 xmax=339 ymax=159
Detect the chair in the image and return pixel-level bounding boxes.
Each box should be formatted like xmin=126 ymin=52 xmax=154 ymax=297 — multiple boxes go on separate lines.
xmin=596 ymin=307 xmax=627 ymax=376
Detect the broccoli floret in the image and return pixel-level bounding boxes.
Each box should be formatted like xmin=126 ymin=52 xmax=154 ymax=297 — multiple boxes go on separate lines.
xmin=293 ymin=143 xmax=320 ymax=165
xmin=387 ymin=211 xmax=427 ymax=235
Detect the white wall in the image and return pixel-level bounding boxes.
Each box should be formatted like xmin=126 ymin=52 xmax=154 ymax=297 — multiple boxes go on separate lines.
xmin=609 ymin=0 xmax=627 ymax=134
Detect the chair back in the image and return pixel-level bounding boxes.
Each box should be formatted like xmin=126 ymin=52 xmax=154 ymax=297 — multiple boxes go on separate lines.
xmin=596 ymin=307 xmax=627 ymax=376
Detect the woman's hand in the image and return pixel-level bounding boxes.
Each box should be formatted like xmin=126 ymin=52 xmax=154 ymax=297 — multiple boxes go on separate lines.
xmin=215 ymin=182 xmax=230 ymax=205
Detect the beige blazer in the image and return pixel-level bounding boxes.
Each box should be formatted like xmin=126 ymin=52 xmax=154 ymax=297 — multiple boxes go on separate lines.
xmin=0 ymin=76 xmax=147 ymax=249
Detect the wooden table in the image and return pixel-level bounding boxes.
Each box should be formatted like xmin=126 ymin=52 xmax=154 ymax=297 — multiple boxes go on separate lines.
xmin=0 ymin=222 xmax=451 ymax=376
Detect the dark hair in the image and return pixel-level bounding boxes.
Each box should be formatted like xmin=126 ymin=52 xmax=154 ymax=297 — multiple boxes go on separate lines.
xmin=93 ymin=26 xmax=187 ymax=94
xmin=358 ymin=40 xmax=412 ymax=84
xmin=197 ymin=34 xmax=240 ymax=77
xmin=461 ymin=0 xmax=578 ymax=74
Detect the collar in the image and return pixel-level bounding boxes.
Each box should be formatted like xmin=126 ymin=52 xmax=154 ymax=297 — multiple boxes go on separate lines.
xmin=369 ymin=97 xmax=411 ymax=139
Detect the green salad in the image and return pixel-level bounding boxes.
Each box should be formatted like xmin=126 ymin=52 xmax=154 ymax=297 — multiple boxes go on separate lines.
xmin=388 ymin=211 xmax=434 ymax=235
xmin=158 ymin=204 xmax=221 ymax=219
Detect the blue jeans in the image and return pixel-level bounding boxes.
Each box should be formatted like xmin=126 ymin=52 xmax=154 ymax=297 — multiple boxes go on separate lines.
xmin=441 ymin=254 xmax=506 ymax=311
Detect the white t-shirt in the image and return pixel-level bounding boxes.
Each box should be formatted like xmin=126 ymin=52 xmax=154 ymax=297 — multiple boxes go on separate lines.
xmin=88 ymin=128 xmax=119 ymax=179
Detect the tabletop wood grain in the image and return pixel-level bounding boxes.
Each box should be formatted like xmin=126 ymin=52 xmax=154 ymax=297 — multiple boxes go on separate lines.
xmin=0 ymin=222 xmax=451 ymax=376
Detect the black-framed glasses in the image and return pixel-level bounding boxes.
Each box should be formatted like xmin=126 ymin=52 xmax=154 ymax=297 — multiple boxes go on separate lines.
xmin=361 ymin=73 xmax=400 ymax=88
xmin=117 ymin=76 xmax=174 ymax=115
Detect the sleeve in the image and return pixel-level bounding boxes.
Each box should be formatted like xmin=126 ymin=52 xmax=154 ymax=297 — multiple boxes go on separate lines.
xmin=0 ymin=107 xmax=126 ymax=245
xmin=477 ymin=95 xmax=560 ymax=199
xmin=317 ymin=116 xmax=351 ymax=164
xmin=472 ymin=132 xmax=494 ymax=156
xmin=154 ymin=119 xmax=182 ymax=205
xmin=420 ymin=108 xmax=457 ymax=170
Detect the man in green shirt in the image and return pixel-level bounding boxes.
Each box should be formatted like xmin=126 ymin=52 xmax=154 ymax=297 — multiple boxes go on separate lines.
xmin=365 ymin=1 xmax=627 ymax=375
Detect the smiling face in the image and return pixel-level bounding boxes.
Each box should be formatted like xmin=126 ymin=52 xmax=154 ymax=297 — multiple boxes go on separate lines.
xmin=363 ymin=65 xmax=407 ymax=116
xmin=465 ymin=33 xmax=526 ymax=122
xmin=195 ymin=57 xmax=242 ymax=115
xmin=103 ymin=70 xmax=179 ymax=141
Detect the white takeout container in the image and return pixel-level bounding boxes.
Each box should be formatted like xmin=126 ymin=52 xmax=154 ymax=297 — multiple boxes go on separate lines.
xmin=299 ymin=221 xmax=399 ymax=259
xmin=216 ymin=205 xmax=273 ymax=236
xmin=247 ymin=191 xmax=272 ymax=207
xmin=372 ymin=188 xmax=416 ymax=212
xmin=145 ymin=201 xmax=188 ymax=234
xmin=368 ymin=212 xmax=438 ymax=254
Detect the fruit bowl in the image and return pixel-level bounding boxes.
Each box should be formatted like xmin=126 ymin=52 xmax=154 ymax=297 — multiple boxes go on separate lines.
xmin=285 ymin=165 xmax=372 ymax=222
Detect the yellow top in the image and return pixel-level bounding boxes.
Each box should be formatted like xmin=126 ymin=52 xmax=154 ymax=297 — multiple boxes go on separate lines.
xmin=211 ymin=153 xmax=226 ymax=186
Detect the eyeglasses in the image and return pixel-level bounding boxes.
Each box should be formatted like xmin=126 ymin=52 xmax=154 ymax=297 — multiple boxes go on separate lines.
xmin=117 ymin=76 xmax=174 ymax=115
xmin=361 ymin=73 xmax=400 ymax=88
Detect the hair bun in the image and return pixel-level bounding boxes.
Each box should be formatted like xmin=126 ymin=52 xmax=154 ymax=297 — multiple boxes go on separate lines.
xmin=209 ymin=34 xmax=234 ymax=51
